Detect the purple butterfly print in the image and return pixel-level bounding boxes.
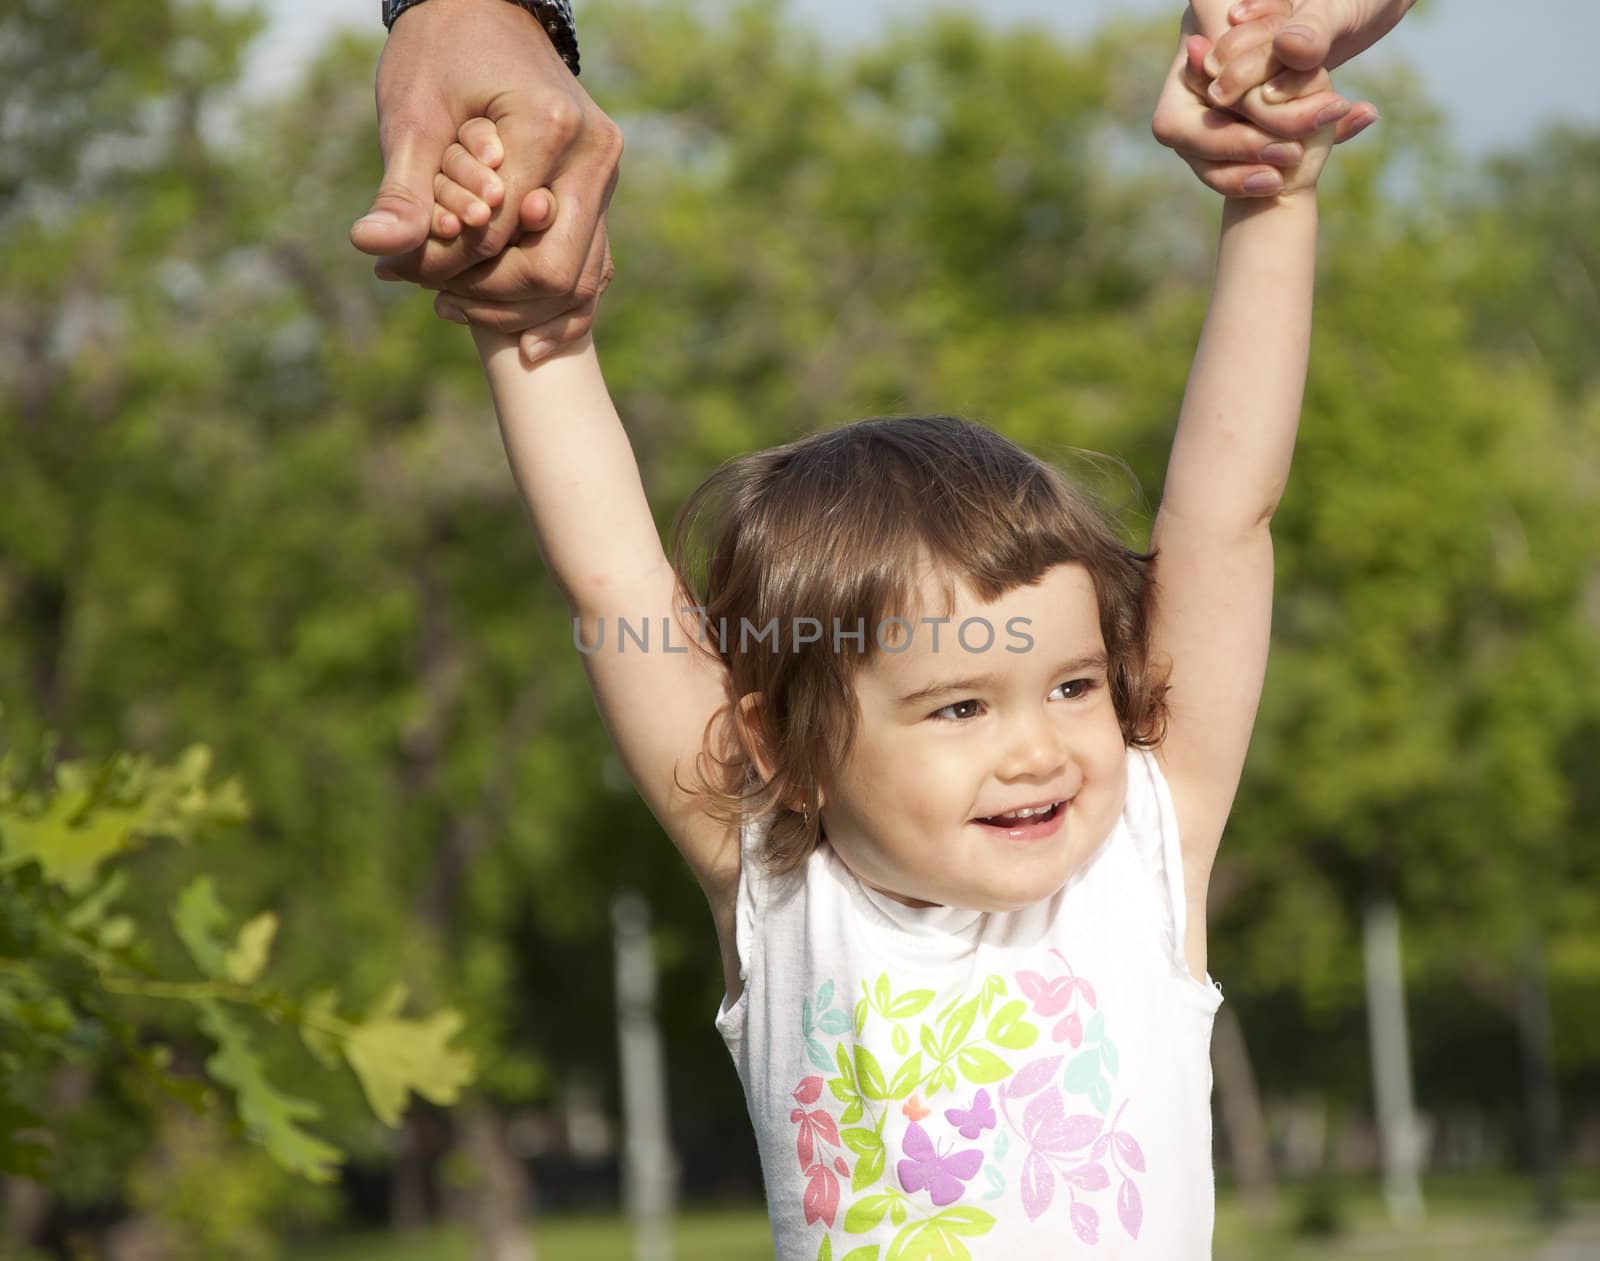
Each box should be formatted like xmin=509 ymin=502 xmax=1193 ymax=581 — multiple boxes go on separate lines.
xmin=944 ymin=1089 xmax=997 ymax=1140
xmin=897 ymin=1122 xmax=984 ymax=1207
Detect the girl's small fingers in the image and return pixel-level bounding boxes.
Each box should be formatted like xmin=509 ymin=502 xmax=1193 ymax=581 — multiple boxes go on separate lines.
xmin=1228 ymin=0 xmax=1291 ymax=25
xmin=1208 ymin=41 xmax=1284 ymax=107
xmin=519 ymin=186 xmax=559 ymax=233
xmin=1234 ymin=85 xmax=1352 ymax=139
xmin=442 ymin=141 xmax=504 ymax=208
xmin=520 ymin=309 xmax=599 ymax=364
xmin=456 ymin=116 xmax=503 ymax=167
xmin=1260 ymin=65 xmax=1330 ymax=105
xmin=1333 ymin=104 xmax=1380 ymax=144
xmin=430 ymin=201 xmax=463 ymax=240
xmin=1188 ymin=157 xmax=1285 ymax=199
xmin=434 ymin=170 xmax=493 ymax=229
xmin=1203 ymin=15 xmax=1281 ymax=81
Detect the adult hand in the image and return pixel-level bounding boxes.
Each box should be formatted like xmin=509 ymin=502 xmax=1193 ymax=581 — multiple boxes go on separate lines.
xmin=1153 ymin=0 xmax=1386 ymax=198
xmin=1203 ymin=0 xmax=1415 ymax=108
xmin=350 ymin=0 xmax=622 ymax=358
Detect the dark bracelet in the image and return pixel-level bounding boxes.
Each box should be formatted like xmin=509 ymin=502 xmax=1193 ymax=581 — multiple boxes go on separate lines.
xmin=381 ymin=0 xmax=580 ymax=77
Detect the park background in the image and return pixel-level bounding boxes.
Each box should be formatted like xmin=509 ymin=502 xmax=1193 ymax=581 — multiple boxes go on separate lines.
xmin=2 ymin=0 xmax=1598 ymax=1258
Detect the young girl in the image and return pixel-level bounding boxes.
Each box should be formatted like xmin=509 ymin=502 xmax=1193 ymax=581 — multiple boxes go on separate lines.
xmin=426 ymin=17 xmax=1336 ymax=1259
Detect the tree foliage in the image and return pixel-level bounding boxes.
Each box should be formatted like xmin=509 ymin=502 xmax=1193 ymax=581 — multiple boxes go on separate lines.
xmin=0 ymin=734 xmax=474 ymax=1187
xmin=0 ymin=0 xmax=1596 ymax=1245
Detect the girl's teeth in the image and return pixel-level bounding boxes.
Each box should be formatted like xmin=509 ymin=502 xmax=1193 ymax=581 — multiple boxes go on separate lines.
xmin=990 ymin=802 xmax=1056 ymax=822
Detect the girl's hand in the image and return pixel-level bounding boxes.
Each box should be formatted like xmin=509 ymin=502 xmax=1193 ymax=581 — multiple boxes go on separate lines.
xmin=426 ymin=118 xmax=596 ymax=366
xmin=1184 ymin=34 xmax=1338 ymax=196
xmin=1205 ymin=0 xmax=1379 ymax=144
xmin=427 ymin=117 xmax=508 ymax=242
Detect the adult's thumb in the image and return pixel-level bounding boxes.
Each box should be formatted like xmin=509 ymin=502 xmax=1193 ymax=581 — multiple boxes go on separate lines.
xmin=1272 ymin=3 xmax=1336 ymax=72
xmin=350 ymin=115 xmax=450 ymax=256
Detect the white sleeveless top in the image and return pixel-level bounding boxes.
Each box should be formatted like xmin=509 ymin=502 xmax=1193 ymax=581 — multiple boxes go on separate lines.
xmin=715 ymin=747 xmax=1224 ymax=1260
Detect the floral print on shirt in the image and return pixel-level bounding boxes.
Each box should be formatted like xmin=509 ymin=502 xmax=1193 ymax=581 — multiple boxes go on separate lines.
xmin=791 ymin=949 xmax=1147 ymax=1259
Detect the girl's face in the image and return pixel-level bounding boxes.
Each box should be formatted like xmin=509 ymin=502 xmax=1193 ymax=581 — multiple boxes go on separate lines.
xmin=821 ymin=561 xmax=1128 ymax=912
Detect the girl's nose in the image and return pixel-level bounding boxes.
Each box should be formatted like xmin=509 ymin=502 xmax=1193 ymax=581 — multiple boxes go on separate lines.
xmin=997 ymin=711 xmax=1068 ymax=781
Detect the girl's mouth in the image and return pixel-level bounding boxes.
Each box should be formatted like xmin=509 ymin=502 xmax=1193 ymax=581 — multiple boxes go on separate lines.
xmin=972 ymin=800 xmax=1066 ymax=839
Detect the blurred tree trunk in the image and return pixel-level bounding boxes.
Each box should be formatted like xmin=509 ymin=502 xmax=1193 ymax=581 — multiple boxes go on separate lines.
xmin=1211 ymin=1004 xmax=1277 ymax=1224
xmin=400 ymin=555 xmax=545 ymax=1255
xmin=459 ymin=1101 xmax=536 ymax=1261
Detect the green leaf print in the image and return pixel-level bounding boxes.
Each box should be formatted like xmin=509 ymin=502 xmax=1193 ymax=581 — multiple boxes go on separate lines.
xmin=855 ymin=1046 xmax=890 ymax=1101
xmin=817 ymin=980 xmax=835 ymax=1011
xmin=980 ymin=974 xmax=1006 ymax=1016
xmin=886 ymin=989 xmax=935 ymax=1020
xmin=855 ymin=996 xmax=869 ymax=1037
xmin=937 ymin=997 xmax=981 ymax=1058
xmin=887 ymin=1053 xmax=923 ymax=1100
xmin=984 ymin=1000 xmax=1038 ymax=1051
xmin=818 ymin=1237 xmax=832 ymax=1261
xmin=842 ymin=1249 xmax=882 ymax=1261
xmin=842 ymin=1127 xmax=887 ymax=1191
xmin=844 ymin=1192 xmax=894 ymax=1233
xmin=933 ymin=1207 xmax=996 ymax=1235
xmin=885 ymin=1207 xmax=996 ymax=1261
xmin=1101 ymin=1036 xmax=1120 ymax=1075
xmin=892 ymin=1025 xmax=910 ymax=1055
xmin=955 ymin=1046 xmax=1011 ymax=1085
xmin=1089 ymin=1077 xmax=1112 ymax=1115
xmin=807 ymin=1037 xmax=835 ymax=1073
xmin=832 ymin=1045 xmax=865 ymax=1124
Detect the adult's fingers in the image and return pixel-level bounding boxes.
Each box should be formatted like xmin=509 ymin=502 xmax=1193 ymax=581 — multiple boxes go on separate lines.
xmin=1202 ymin=17 xmax=1282 ymax=98
xmin=435 ymin=209 xmax=613 ymax=337
xmin=1271 ymin=1 xmax=1337 ymax=71
xmin=1259 ymin=64 xmax=1327 ymax=104
xmin=430 ymin=153 xmax=619 ymax=303
xmin=351 ymin=92 xmax=455 ymax=257
xmin=1185 ymin=156 xmax=1287 ymax=198
xmin=1154 ymin=34 xmax=1289 ymax=198
xmin=380 ymin=97 xmax=620 ymax=303
xmin=1333 ymin=103 xmax=1380 ymax=144
xmin=518 ymin=226 xmax=613 ymax=362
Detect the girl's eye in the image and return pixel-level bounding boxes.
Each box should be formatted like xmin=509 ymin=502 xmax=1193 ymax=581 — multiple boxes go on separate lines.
xmin=1052 ymin=678 xmax=1098 ymax=701
xmin=932 ymin=680 xmax=1098 ymax=721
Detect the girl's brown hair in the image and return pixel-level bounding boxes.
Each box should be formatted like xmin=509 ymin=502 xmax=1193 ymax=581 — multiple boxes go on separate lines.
xmin=669 ymin=414 xmax=1167 ymax=874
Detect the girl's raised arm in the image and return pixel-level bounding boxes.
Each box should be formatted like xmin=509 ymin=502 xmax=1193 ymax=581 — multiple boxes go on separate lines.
xmin=1146 ymin=27 xmax=1333 ymax=977
xmin=472 ymin=330 xmax=741 ymax=909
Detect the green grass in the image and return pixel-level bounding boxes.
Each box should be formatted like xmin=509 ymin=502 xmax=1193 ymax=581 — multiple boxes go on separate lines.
xmin=300 ymin=1180 xmax=1600 ymax=1261
xmin=303 ymin=1208 xmax=773 ymax=1261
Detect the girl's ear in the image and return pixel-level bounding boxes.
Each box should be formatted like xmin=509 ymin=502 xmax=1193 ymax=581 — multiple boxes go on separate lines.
xmin=733 ymin=692 xmax=826 ymax=815
xmin=733 ymin=692 xmax=779 ymax=783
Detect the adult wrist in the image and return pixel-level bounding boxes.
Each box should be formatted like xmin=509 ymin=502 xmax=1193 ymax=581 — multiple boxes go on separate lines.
xmin=382 ymin=0 xmax=580 ymax=77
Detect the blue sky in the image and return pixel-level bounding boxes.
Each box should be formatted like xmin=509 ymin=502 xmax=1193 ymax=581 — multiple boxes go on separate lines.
xmin=239 ymin=0 xmax=1600 ymax=157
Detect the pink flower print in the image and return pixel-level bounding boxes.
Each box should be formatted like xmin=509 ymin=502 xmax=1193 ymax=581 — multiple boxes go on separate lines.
xmin=1090 ymin=1100 xmax=1147 ymax=1238
xmin=803 ymin=1162 xmax=841 ymax=1228
xmin=1018 ymin=950 xmax=1097 ymax=1046
xmin=789 ymin=1075 xmax=848 ymax=1228
xmin=944 ymin=1089 xmax=997 ymax=1140
xmin=897 ymin=1121 xmax=983 ymax=1207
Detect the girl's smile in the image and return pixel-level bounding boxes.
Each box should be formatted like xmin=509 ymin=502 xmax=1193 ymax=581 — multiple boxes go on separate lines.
xmin=816 ymin=560 xmax=1130 ymax=912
